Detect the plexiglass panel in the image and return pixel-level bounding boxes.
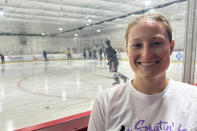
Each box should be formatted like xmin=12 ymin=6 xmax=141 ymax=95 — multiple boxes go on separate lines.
xmin=0 ymin=0 xmax=190 ymax=130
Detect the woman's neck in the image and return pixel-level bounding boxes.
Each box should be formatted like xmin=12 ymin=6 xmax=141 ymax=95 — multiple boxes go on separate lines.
xmin=132 ymin=75 xmax=169 ymax=95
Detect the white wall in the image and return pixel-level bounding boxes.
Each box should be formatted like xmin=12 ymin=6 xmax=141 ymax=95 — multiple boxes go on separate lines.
xmin=0 ymin=19 xmax=185 ymax=56
xmin=0 ymin=36 xmax=77 ymax=55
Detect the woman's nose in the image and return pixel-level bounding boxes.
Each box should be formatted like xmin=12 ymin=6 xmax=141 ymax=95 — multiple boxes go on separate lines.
xmin=141 ymin=46 xmax=153 ymax=59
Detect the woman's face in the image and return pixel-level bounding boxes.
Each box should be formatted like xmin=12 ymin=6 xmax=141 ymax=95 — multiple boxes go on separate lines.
xmin=126 ymin=20 xmax=174 ymax=79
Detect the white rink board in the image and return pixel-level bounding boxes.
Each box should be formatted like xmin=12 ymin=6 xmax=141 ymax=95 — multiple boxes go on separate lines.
xmin=3 ymin=51 xmax=184 ymax=62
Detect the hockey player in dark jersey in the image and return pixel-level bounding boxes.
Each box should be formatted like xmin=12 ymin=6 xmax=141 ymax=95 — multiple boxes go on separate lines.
xmin=0 ymin=52 xmax=5 ymax=65
xmin=104 ymin=40 xmax=127 ymax=85
xmin=43 ymin=50 xmax=49 ymax=61
xmin=105 ymin=40 xmax=118 ymax=72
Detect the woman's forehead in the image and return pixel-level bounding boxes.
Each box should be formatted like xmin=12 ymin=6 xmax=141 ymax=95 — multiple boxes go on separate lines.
xmin=128 ymin=21 xmax=168 ymax=41
xmin=136 ymin=19 xmax=161 ymax=27
xmin=130 ymin=21 xmax=166 ymax=34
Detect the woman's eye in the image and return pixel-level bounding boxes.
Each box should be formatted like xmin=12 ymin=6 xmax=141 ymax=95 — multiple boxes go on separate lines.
xmin=152 ymin=42 xmax=161 ymax=46
xmin=132 ymin=43 xmax=142 ymax=48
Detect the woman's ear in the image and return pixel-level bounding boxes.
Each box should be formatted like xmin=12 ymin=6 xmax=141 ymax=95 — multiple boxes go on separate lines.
xmin=126 ymin=45 xmax=129 ymax=56
xmin=170 ymin=40 xmax=175 ymax=55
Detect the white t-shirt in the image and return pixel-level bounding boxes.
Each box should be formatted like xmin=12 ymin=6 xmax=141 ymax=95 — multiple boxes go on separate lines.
xmin=88 ymin=79 xmax=197 ymax=131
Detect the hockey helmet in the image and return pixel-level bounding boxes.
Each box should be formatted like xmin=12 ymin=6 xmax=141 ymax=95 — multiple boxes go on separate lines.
xmin=105 ymin=40 xmax=111 ymax=46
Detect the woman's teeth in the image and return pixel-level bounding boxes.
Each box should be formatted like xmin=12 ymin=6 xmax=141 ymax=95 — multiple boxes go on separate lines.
xmin=138 ymin=61 xmax=159 ymax=66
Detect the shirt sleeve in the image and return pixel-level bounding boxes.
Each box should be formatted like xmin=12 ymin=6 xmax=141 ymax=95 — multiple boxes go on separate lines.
xmin=88 ymin=95 xmax=106 ymax=131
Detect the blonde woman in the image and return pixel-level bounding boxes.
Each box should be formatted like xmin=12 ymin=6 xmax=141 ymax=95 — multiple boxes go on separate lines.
xmin=88 ymin=13 xmax=197 ymax=131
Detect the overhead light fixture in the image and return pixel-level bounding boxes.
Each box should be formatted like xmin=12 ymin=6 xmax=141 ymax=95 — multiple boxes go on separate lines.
xmin=88 ymin=19 xmax=92 ymax=23
xmin=145 ymin=0 xmax=152 ymax=6
xmin=0 ymin=11 xmax=4 ymax=17
xmin=96 ymin=29 xmax=101 ymax=32
xmin=58 ymin=27 xmax=63 ymax=31
xmin=41 ymin=33 xmax=45 ymax=36
xmin=74 ymin=33 xmax=78 ymax=37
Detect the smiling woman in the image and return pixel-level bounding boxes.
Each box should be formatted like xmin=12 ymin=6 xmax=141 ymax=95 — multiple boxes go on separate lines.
xmin=126 ymin=14 xmax=174 ymax=95
xmin=87 ymin=13 xmax=197 ymax=131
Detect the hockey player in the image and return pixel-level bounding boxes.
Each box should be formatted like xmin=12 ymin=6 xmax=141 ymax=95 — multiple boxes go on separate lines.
xmin=43 ymin=50 xmax=49 ymax=61
xmin=105 ymin=40 xmax=127 ymax=85
xmin=0 ymin=52 xmax=5 ymax=65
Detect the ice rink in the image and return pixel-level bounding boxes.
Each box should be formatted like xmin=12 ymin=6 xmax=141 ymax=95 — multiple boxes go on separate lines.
xmin=0 ymin=59 xmax=186 ymax=130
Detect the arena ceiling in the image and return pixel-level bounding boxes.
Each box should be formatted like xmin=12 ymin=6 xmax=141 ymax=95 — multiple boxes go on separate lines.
xmin=0 ymin=0 xmax=187 ymax=37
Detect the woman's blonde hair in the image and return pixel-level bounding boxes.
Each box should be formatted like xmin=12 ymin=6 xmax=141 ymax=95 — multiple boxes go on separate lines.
xmin=125 ymin=13 xmax=172 ymax=46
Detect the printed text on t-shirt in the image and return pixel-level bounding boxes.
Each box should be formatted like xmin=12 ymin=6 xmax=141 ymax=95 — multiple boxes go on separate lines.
xmin=125 ymin=120 xmax=187 ymax=131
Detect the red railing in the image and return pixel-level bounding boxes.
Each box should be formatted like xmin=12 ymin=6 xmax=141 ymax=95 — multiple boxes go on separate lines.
xmin=15 ymin=111 xmax=91 ymax=131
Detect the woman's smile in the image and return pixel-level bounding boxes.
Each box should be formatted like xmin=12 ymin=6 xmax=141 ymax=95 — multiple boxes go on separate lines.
xmin=137 ymin=60 xmax=159 ymax=66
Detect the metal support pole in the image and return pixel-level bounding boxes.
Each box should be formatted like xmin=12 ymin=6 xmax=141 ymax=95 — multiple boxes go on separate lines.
xmin=182 ymin=0 xmax=197 ymax=84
